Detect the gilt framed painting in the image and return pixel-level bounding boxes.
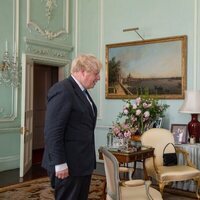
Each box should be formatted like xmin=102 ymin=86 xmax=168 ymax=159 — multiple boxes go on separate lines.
xmin=105 ymin=35 xmax=187 ymax=99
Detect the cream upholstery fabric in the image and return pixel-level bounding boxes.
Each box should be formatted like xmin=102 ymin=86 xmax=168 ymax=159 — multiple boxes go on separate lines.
xmin=120 ymin=185 xmax=162 ymax=200
xmin=141 ymin=128 xmax=200 ymax=199
xmin=99 ymin=146 xmax=163 ymax=200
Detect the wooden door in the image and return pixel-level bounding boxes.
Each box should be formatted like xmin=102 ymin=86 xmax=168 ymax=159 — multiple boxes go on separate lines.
xmin=32 ymin=64 xmax=58 ymax=164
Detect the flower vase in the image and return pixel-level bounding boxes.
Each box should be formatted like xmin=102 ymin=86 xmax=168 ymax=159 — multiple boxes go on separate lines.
xmin=121 ymin=137 xmax=130 ymax=151
xmin=113 ymin=137 xmax=123 ymax=148
xmin=131 ymin=129 xmax=142 ymax=142
xmin=131 ymin=134 xmax=141 ymax=142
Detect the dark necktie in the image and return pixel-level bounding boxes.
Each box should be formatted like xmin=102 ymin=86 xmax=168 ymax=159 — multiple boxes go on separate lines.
xmin=83 ymin=89 xmax=95 ymax=115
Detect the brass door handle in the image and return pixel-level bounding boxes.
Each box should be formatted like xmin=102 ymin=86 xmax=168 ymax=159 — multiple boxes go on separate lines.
xmin=20 ymin=127 xmax=29 ymax=135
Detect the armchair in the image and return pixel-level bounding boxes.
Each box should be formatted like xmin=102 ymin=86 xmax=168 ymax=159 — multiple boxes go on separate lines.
xmin=141 ymin=128 xmax=200 ymax=199
xmin=99 ymin=146 xmax=163 ymax=200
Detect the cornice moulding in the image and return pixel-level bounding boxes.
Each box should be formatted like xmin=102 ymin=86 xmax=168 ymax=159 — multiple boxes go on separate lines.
xmin=25 ymin=53 xmax=71 ymax=66
xmin=24 ymin=37 xmax=73 ymax=52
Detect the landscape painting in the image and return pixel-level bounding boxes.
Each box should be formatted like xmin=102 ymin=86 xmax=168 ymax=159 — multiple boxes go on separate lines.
xmin=105 ymin=35 xmax=187 ymax=99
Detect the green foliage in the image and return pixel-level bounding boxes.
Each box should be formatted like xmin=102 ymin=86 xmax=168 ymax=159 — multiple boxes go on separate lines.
xmin=108 ymin=57 xmax=121 ymax=84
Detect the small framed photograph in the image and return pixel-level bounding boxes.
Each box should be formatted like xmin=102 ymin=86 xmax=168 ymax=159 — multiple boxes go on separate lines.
xmin=152 ymin=117 xmax=163 ymax=128
xmin=171 ymin=124 xmax=188 ymax=144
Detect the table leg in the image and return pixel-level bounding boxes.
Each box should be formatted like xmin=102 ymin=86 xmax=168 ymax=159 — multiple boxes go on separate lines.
xmin=143 ymin=159 xmax=149 ymax=180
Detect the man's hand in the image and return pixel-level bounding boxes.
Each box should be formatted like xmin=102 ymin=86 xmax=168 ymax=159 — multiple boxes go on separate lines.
xmin=55 ymin=168 xmax=69 ymax=179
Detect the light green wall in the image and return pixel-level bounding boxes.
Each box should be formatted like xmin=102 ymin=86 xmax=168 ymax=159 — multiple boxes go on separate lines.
xmin=0 ymin=0 xmax=74 ymax=171
xmin=1 ymin=0 xmax=200 ymax=172
xmin=75 ymin=0 xmax=200 ymax=162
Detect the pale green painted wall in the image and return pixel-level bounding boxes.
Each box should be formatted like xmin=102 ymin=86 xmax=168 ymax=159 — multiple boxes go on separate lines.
xmin=76 ymin=0 xmax=200 ymax=162
xmin=0 ymin=0 xmax=74 ymax=172
xmin=0 ymin=0 xmax=200 ymax=172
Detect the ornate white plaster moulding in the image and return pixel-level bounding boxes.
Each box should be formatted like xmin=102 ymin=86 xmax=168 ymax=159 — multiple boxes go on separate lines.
xmin=27 ymin=0 xmax=69 ymax=40
xmin=41 ymin=0 xmax=58 ymax=24
xmin=25 ymin=37 xmax=73 ymax=59
xmin=0 ymin=87 xmax=18 ymax=122
xmin=0 ymin=0 xmax=19 ymax=122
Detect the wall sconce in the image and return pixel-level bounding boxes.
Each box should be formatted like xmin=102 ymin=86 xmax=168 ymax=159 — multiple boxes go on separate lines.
xmin=123 ymin=27 xmax=144 ymax=40
xmin=179 ymin=90 xmax=200 ymax=142
xmin=0 ymin=40 xmax=19 ymax=87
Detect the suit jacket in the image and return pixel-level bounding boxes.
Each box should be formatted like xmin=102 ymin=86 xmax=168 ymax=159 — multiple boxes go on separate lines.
xmin=42 ymin=76 xmax=97 ymax=176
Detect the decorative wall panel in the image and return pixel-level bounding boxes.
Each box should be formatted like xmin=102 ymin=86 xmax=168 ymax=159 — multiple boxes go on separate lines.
xmin=27 ymin=0 xmax=69 ymax=40
xmin=0 ymin=0 xmax=19 ymax=122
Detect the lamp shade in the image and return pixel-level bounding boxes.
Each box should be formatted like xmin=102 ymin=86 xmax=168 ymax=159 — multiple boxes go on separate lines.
xmin=179 ymin=90 xmax=200 ymax=114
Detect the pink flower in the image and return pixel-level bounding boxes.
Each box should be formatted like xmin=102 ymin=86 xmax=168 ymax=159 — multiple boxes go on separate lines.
xmin=143 ymin=102 xmax=148 ymax=108
xmin=123 ymin=109 xmax=128 ymax=115
xmin=124 ymin=130 xmax=131 ymax=138
xmin=135 ymin=97 xmax=141 ymax=105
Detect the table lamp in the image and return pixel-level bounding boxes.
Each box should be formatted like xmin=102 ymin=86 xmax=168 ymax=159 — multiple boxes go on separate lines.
xmin=179 ymin=90 xmax=200 ymax=142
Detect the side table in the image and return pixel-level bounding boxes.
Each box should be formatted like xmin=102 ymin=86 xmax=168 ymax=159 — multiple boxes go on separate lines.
xmin=98 ymin=146 xmax=154 ymax=180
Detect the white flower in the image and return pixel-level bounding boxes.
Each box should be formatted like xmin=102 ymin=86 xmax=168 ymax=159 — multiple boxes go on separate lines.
xmin=132 ymin=104 xmax=137 ymax=109
xmin=147 ymin=103 xmax=152 ymax=108
xmin=136 ymin=109 xmax=141 ymax=116
xmin=144 ymin=111 xmax=150 ymax=118
xmin=123 ymin=109 xmax=128 ymax=115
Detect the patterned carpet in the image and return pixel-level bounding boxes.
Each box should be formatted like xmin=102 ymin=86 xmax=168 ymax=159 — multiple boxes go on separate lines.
xmin=0 ymin=174 xmax=106 ymax=200
xmin=0 ymin=174 xmax=197 ymax=200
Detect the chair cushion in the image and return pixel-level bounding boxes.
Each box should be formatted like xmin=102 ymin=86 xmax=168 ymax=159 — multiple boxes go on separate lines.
xmin=157 ymin=165 xmax=200 ymax=182
xmin=120 ymin=185 xmax=163 ymax=200
xmin=123 ymin=179 xmax=145 ymax=187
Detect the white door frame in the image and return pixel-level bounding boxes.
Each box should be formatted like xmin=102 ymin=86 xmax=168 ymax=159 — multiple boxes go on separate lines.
xmin=20 ymin=53 xmax=70 ymax=177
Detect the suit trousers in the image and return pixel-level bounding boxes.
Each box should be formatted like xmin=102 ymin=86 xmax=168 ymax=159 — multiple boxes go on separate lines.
xmin=50 ymin=173 xmax=92 ymax=200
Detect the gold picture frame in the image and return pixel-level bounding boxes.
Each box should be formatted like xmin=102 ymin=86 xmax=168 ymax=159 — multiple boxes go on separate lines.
xmin=105 ymin=35 xmax=187 ymax=99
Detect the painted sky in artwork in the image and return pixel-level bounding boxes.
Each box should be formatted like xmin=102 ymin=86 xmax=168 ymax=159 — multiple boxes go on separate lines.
xmin=109 ymin=41 xmax=182 ymax=78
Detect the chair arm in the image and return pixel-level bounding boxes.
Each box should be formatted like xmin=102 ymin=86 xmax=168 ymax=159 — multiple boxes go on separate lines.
xmin=175 ymin=146 xmax=196 ymax=168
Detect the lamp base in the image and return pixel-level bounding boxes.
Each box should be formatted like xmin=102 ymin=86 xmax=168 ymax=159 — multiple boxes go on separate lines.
xmin=188 ymin=114 xmax=200 ymax=143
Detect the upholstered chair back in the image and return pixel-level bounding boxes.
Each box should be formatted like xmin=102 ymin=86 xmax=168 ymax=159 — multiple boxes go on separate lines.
xmin=141 ymin=128 xmax=175 ymax=177
xmin=100 ymin=147 xmax=120 ymax=200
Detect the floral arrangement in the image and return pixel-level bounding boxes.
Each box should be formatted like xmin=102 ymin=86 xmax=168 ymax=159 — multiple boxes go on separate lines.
xmin=112 ymin=96 xmax=169 ymax=138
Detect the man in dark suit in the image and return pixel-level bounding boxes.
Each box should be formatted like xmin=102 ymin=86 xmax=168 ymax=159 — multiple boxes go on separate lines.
xmin=42 ymin=54 xmax=102 ymax=200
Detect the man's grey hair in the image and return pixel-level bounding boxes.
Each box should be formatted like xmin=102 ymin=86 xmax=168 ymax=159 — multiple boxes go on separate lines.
xmin=71 ymin=54 xmax=102 ymax=74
